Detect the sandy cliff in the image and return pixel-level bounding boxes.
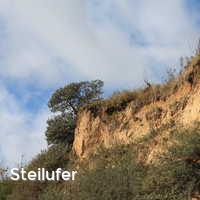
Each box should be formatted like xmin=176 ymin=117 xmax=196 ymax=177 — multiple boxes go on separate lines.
xmin=73 ymin=56 xmax=200 ymax=162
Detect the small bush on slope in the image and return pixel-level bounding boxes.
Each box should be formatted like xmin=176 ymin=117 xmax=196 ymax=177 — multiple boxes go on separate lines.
xmin=0 ymin=181 xmax=13 ymax=200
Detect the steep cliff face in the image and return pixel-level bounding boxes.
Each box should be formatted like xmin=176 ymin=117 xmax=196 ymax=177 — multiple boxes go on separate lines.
xmin=73 ymin=56 xmax=200 ymax=161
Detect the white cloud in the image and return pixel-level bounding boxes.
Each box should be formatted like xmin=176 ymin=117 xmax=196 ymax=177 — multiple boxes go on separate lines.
xmin=0 ymin=0 xmax=199 ymax=88
xmin=0 ymin=85 xmax=48 ymax=167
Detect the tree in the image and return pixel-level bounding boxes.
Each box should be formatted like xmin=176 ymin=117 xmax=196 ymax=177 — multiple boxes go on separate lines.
xmin=46 ymin=114 xmax=76 ymax=146
xmin=46 ymin=80 xmax=104 ymax=146
xmin=48 ymin=80 xmax=104 ymax=116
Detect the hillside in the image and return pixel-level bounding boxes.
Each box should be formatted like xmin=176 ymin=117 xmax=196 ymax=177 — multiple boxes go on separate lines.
xmin=74 ymin=55 xmax=200 ymax=162
xmin=1 ymin=55 xmax=200 ymax=200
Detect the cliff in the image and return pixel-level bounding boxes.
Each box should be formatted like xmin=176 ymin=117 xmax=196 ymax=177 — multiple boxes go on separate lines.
xmin=73 ymin=55 xmax=200 ymax=163
xmin=7 ymin=55 xmax=200 ymax=200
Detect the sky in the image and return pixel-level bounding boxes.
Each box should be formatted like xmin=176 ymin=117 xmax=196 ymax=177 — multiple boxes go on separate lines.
xmin=0 ymin=0 xmax=200 ymax=167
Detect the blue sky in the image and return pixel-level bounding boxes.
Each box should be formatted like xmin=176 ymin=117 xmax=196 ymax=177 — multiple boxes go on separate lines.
xmin=0 ymin=0 xmax=200 ymax=167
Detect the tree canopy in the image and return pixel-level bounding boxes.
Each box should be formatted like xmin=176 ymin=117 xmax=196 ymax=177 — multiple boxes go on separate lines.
xmin=48 ymin=80 xmax=104 ymax=116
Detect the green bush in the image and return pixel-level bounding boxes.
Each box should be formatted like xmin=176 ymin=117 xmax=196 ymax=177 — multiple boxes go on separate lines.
xmin=0 ymin=181 xmax=13 ymax=200
xmin=8 ymin=145 xmax=70 ymax=200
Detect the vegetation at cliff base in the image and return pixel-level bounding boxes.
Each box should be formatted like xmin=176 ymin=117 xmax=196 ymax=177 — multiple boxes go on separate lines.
xmin=2 ymin=123 xmax=199 ymax=200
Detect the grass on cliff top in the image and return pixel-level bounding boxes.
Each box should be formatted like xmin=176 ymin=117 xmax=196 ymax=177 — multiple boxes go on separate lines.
xmin=83 ymin=55 xmax=200 ymax=116
xmin=84 ymin=81 xmax=178 ymax=116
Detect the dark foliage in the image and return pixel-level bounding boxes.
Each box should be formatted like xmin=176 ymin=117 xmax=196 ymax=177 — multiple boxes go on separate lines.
xmin=46 ymin=80 xmax=104 ymax=146
xmin=45 ymin=114 xmax=75 ymax=146
xmin=48 ymin=80 xmax=104 ymax=115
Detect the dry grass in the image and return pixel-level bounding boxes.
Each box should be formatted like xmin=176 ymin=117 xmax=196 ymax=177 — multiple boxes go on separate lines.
xmin=83 ymin=55 xmax=200 ymax=117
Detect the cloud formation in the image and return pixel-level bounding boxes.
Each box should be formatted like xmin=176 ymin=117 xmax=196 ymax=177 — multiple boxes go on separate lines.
xmin=0 ymin=84 xmax=48 ymax=167
xmin=0 ymin=0 xmax=199 ymax=87
xmin=0 ymin=0 xmax=199 ymax=166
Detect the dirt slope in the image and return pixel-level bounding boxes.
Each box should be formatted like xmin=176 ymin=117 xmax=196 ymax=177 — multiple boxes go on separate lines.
xmin=73 ymin=55 xmax=200 ymax=163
